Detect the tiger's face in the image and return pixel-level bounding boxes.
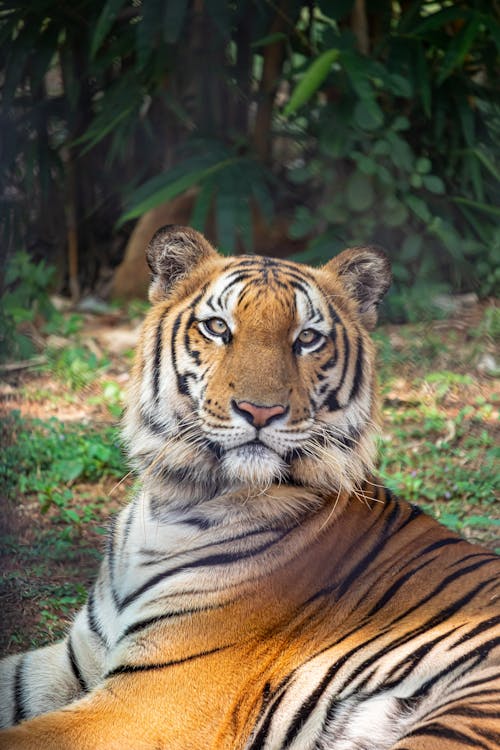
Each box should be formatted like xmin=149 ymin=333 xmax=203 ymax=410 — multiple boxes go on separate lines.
xmin=124 ymin=227 xmax=391 ymax=498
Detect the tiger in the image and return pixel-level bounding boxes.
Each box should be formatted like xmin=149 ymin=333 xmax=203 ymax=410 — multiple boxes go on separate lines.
xmin=0 ymin=225 xmax=499 ymax=750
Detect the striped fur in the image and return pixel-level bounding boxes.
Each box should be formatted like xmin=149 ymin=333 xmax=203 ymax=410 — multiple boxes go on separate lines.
xmin=0 ymin=227 xmax=498 ymax=750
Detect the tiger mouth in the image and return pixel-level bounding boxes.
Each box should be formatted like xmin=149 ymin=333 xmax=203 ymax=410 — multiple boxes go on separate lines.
xmin=210 ymin=438 xmax=282 ymax=460
xmin=232 ymin=439 xmax=276 ymax=456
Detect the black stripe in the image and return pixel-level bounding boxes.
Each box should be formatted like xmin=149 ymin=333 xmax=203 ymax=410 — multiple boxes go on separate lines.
xmin=403 ymin=722 xmax=490 ymax=749
xmin=218 ymin=273 xmax=252 ymax=307
xmin=106 ymin=513 xmax=121 ymax=609
xmin=388 ymin=558 xmax=498 ymax=628
xmin=86 ymin=586 xmax=106 ymax=644
xmin=170 ymin=309 xmax=189 ymax=396
xmin=105 ymin=644 xmax=232 ymax=678
xmin=475 ymin=727 xmax=500 ymax=744
xmin=13 ymin=655 xmax=26 ymax=725
xmin=448 ymin=551 xmax=497 ymax=568
xmin=184 ymin=315 xmax=201 ymax=364
xmin=347 ymin=335 xmax=363 ymax=401
xmin=281 ymin=676 xmax=331 ymax=747
xmin=432 ymin=705 xmax=500 ymax=721
xmin=140 ymin=526 xmax=278 ymax=567
xmin=119 ymin=528 xmax=292 ymax=611
xmin=366 ymin=536 xmax=463 ymax=617
xmin=327 ymin=302 xmax=341 ymax=325
xmin=152 ymin=308 xmax=169 ymax=401
xmin=365 ymin=555 xmax=437 ymax=617
xmin=139 ymin=411 xmax=169 ymax=435
xmin=320 ymin=321 xmax=338 ymax=372
xmin=457 ymin=672 xmax=500 ymax=692
xmin=451 ymin=614 xmax=500 ymax=647
xmin=335 ymin=500 xmax=418 ymax=602
xmin=246 ymin=689 xmax=288 ymax=750
xmin=304 ymin=497 xmax=400 ymax=606
xmin=280 ymin=653 xmax=351 ymax=748
xmin=415 ymin=634 xmax=500 ymax=698
xmin=67 ymin=637 xmax=88 ymax=693
xmin=117 ymin=601 xmax=230 ymax=642
xmin=182 ymin=515 xmax=218 ymax=530
xmin=383 ymin=626 xmax=461 ymax=685
xmin=121 ymin=500 xmax=136 ymax=552
xmin=325 ymin=326 xmax=350 ymax=411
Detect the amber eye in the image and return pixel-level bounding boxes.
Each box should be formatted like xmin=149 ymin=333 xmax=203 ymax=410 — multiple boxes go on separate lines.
xmin=201 ymin=317 xmax=229 ymax=337
xmin=297 ymin=328 xmax=322 ymax=347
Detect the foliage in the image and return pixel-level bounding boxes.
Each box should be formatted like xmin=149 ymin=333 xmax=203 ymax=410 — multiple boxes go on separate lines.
xmin=0 ymin=252 xmax=59 ymax=360
xmin=1 ymin=1 xmax=499 ymax=311
xmin=1 ymin=411 xmax=126 ymax=516
xmin=379 ymin=400 xmax=499 ymax=545
xmin=283 ymin=1 xmax=500 ymax=305
xmin=374 ymin=317 xmax=499 ymax=550
xmin=46 ymin=345 xmax=111 ymax=390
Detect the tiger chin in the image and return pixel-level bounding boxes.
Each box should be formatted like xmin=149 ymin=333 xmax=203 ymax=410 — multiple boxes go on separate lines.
xmin=1 ymin=226 xmax=499 ymax=750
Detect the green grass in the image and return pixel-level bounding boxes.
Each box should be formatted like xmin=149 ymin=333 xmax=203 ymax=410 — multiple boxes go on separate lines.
xmin=1 ymin=411 xmax=126 ymax=518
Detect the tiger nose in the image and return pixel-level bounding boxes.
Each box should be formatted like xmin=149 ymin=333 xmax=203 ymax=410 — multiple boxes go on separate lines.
xmin=232 ymin=400 xmax=287 ymax=428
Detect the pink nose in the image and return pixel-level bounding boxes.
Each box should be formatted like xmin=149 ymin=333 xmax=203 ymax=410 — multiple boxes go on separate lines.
xmin=233 ymin=400 xmax=287 ymax=428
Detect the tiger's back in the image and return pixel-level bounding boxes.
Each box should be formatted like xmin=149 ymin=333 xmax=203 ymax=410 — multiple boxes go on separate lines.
xmin=0 ymin=227 xmax=499 ymax=750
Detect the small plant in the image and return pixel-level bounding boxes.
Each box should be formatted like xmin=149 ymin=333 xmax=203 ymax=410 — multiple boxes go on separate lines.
xmin=1 ymin=411 xmax=126 ymax=513
xmin=0 ymin=252 xmax=59 ymax=361
xmin=45 ymin=345 xmax=110 ymax=390
xmin=471 ymin=306 xmax=500 ymax=342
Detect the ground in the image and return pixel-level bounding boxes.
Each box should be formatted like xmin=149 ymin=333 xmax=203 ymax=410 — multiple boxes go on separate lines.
xmin=0 ymin=300 xmax=498 ymax=656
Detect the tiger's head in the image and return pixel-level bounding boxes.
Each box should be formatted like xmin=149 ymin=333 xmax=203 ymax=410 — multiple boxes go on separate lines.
xmin=124 ymin=226 xmax=391 ymax=500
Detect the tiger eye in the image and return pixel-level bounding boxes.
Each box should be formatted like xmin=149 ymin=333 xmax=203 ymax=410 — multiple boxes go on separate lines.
xmin=204 ymin=318 xmax=229 ymax=336
xmin=298 ymin=329 xmax=320 ymax=345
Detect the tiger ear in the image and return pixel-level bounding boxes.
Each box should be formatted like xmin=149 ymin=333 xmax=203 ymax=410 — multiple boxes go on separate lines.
xmin=146 ymin=225 xmax=218 ymax=303
xmin=324 ymin=246 xmax=391 ymax=329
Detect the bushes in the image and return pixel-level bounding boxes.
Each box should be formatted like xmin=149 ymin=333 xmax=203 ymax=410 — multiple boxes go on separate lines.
xmin=1 ymin=1 xmax=499 ymax=314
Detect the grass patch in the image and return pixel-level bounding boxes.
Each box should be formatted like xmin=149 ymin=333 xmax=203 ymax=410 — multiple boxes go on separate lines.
xmin=1 ymin=411 xmax=126 ymax=518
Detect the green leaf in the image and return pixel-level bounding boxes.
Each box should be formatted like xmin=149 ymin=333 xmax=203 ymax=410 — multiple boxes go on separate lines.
xmin=423 ymin=175 xmax=445 ymax=194
xmin=251 ymin=180 xmax=274 ymax=225
xmin=386 ymin=131 xmax=414 ymax=173
xmin=384 ymin=200 xmax=409 ymax=228
xmin=136 ymin=0 xmax=164 ymax=69
xmin=346 ymin=172 xmax=374 ymax=212
xmin=416 ymin=45 xmax=431 ymax=117
xmin=412 ymin=7 xmax=471 ymax=35
xmin=456 ymin=94 xmax=475 ymax=148
xmin=386 ymin=74 xmax=412 ymax=98
xmin=91 ymin=0 xmax=128 ymax=59
xmin=451 ymin=197 xmax=500 ymax=218
xmin=393 ymin=116 xmax=410 ymax=132
xmin=119 ymin=156 xmax=237 ymax=225
xmin=416 ymin=157 xmax=432 ymax=175
xmin=316 ymin=0 xmax=354 ymax=21
xmin=472 ymin=148 xmax=500 ymax=182
xmin=354 ymin=153 xmax=377 ymax=176
xmin=400 ymin=234 xmax=423 ymax=261
xmin=488 ymin=19 xmax=500 ymax=54
xmin=53 ymin=459 xmax=85 ymax=483
xmin=191 ymin=179 xmax=214 ymax=232
xmin=215 ymin=170 xmax=237 ymax=254
xmin=354 ymin=100 xmax=384 ymax=131
xmin=251 ymin=32 xmax=287 ymax=49
xmin=438 ymin=16 xmax=482 ymax=85
xmin=163 ymin=0 xmax=188 ymax=44
xmin=405 ymin=195 xmax=432 ymax=223
xmin=284 ymin=49 xmax=340 ymax=116
xmin=290 ymin=206 xmax=315 ymax=240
